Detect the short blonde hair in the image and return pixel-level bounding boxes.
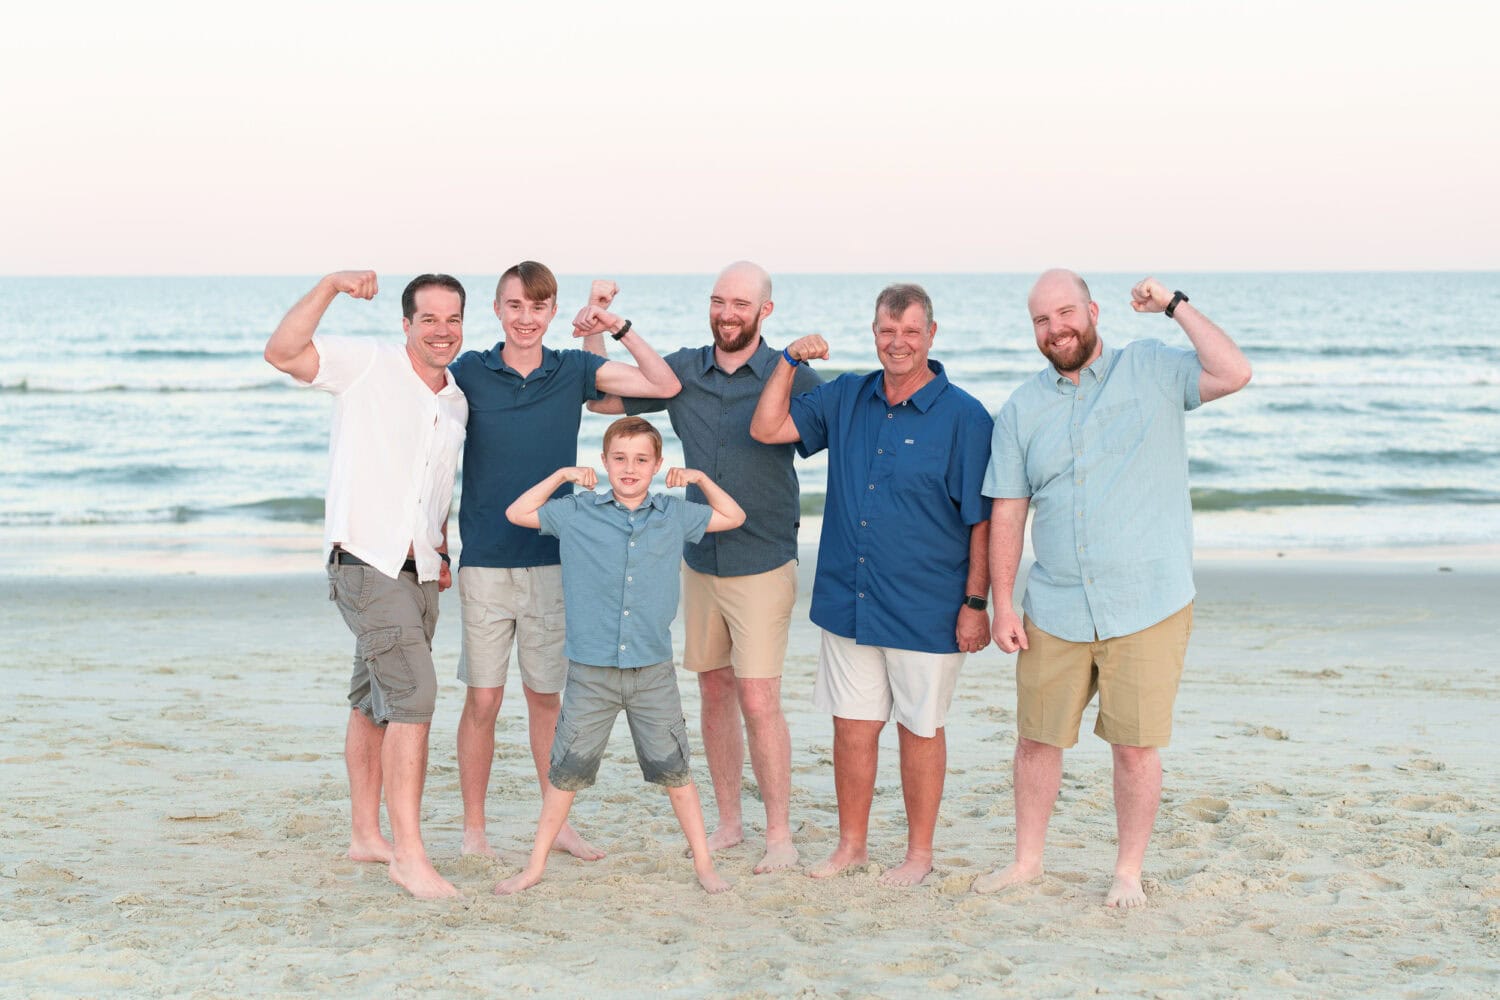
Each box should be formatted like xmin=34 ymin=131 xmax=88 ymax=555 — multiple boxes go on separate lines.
xmin=602 ymin=416 xmax=663 ymax=458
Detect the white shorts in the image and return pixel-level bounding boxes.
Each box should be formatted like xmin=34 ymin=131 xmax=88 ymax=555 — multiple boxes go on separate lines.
xmin=813 ymin=630 xmax=966 ymax=739
xmin=456 ymin=565 xmax=567 ymax=693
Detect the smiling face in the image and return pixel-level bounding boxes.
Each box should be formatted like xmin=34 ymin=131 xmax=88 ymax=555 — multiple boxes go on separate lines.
xmin=494 ymin=275 xmax=558 ymax=352
xmin=402 ymin=286 xmax=465 ymax=375
xmin=708 ymin=263 xmax=773 ymax=354
xmin=873 ymin=301 xmax=936 ymax=381
xmin=1028 ymin=270 xmax=1101 ymax=376
xmin=601 ymin=433 xmax=663 ymax=509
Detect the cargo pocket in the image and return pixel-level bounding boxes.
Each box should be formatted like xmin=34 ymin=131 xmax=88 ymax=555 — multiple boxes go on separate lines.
xmin=357 ymin=626 xmax=416 ymax=721
xmin=654 ymin=718 xmax=693 ymax=788
xmin=331 ymin=565 xmax=374 ymax=614
xmin=547 ymin=716 xmax=593 ymax=791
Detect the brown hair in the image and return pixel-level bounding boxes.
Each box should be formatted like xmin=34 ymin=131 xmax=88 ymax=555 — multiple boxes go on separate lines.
xmin=402 ymin=274 xmax=466 ymax=320
xmin=495 ymin=260 xmax=558 ymax=304
xmin=602 ymin=416 xmax=663 ymax=458
xmin=874 ymin=282 xmax=934 ymax=328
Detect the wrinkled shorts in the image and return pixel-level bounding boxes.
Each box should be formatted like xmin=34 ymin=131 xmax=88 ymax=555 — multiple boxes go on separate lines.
xmin=328 ymin=560 xmax=439 ymax=725
xmin=548 ymin=661 xmax=693 ymax=791
xmin=456 ymin=564 xmax=567 ymax=693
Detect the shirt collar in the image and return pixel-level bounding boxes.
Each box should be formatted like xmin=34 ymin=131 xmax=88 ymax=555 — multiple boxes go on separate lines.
xmin=869 ymin=359 xmax=950 ymax=413
xmin=482 ymin=341 xmax=560 ymax=378
xmin=594 ymin=490 xmax=669 ymax=513
xmin=1050 ymin=342 xmax=1116 ymax=390
xmin=697 ymin=339 xmax=780 ymax=379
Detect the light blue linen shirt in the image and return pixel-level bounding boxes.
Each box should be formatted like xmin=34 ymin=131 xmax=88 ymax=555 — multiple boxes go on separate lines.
xmin=538 ymin=490 xmax=711 ymax=668
xmin=983 ymin=340 xmax=1204 ymax=642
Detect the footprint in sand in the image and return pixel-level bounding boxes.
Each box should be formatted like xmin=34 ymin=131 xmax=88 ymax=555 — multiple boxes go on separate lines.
xmin=1182 ymin=797 xmax=1230 ymax=823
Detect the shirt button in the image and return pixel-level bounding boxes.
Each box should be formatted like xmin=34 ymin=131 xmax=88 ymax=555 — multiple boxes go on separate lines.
xmin=887 ymin=413 xmax=893 ymax=419
xmin=619 ymin=644 xmax=626 ymax=650
xmin=860 ymin=520 xmax=867 ymax=527
xmin=877 ymin=448 xmax=883 ymax=454
xmin=858 ymin=557 xmax=865 ymax=563
xmin=867 ymin=484 xmax=874 ymax=490
xmin=626 ymin=576 xmax=633 ymax=583
xmin=629 ymin=541 xmax=635 ymax=547
xmin=858 ymin=592 xmax=865 ymax=599
xmin=623 ymin=610 xmax=630 ymax=616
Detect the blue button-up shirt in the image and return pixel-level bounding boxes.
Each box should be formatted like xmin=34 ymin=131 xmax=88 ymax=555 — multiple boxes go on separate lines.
xmin=790 ymin=361 xmax=993 ymax=654
xmin=538 ymin=490 xmax=712 ymax=668
xmin=450 ymin=343 xmax=606 ymax=569
xmin=624 ymin=340 xmax=823 ymax=577
xmin=984 ymin=340 xmax=1204 ymax=642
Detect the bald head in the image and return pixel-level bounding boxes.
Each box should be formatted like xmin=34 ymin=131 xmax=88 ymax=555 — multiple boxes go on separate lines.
xmin=716 ymin=260 xmax=772 ymax=303
xmin=1028 ymin=269 xmax=1091 ymax=315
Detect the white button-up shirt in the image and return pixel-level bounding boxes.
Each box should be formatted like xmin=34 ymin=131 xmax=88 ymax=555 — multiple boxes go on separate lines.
xmin=299 ymin=335 xmax=467 ymax=581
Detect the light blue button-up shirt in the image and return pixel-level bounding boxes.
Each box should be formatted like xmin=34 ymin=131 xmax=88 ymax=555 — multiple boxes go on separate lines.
xmin=984 ymin=340 xmax=1203 ymax=642
xmin=538 ymin=490 xmax=711 ymax=668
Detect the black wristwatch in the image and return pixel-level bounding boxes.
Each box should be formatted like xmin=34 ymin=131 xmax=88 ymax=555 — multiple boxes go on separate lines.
xmin=1165 ymin=291 xmax=1189 ymax=318
xmin=611 ymin=319 xmax=633 ymax=340
xmin=962 ymin=594 xmax=988 ymax=611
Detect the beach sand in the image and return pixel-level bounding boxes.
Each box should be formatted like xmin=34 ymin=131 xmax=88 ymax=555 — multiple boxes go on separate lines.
xmin=2 ymin=549 xmax=1497 ymax=998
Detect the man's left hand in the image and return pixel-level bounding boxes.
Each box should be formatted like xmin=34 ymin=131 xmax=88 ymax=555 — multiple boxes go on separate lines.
xmin=956 ymin=606 xmax=991 ymax=654
xmin=438 ymin=560 xmax=452 ymax=592
xmin=1130 ymin=277 xmax=1174 ymax=313
xmin=573 ymin=304 xmax=623 ymax=338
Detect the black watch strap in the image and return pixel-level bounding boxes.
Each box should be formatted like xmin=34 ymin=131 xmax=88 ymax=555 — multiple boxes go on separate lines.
xmin=1165 ymin=291 xmax=1189 ymax=318
xmin=611 ymin=319 xmax=633 ymax=340
xmin=963 ymin=594 xmax=988 ymax=611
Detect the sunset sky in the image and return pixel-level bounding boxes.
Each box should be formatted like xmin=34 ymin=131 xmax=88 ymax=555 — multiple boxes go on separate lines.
xmin=3 ymin=1 xmax=1495 ymax=274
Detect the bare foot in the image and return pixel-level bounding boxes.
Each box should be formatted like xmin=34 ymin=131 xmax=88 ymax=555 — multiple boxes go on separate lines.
xmin=551 ymin=823 xmax=606 ymax=861
xmin=460 ymin=829 xmax=497 ymax=859
xmin=389 ymin=855 xmax=458 ymax=899
xmin=971 ymin=860 xmax=1044 ymax=894
xmin=348 ymin=833 xmax=394 ymax=864
xmin=1105 ymin=872 xmax=1147 ymax=909
xmin=695 ymin=864 xmax=732 ymax=894
xmin=807 ymin=844 xmax=868 ymax=879
xmin=494 ymin=868 xmax=544 ymax=895
xmin=753 ymin=840 xmax=800 ymax=874
xmin=877 ymin=852 xmax=933 ymax=888
xmin=684 ymin=823 xmax=744 ymax=858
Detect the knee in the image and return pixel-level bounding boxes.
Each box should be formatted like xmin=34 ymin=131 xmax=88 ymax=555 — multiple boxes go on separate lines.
xmin=464 ymin=686 xmax=504 ymax=720
xmin=524 ymin=686 xmax=561 ymax=712
xmin=737 ymin=685 xmax=783 ymax=725
xmin=697 ymin=667 xmax=737 ymax=703
xmin=1112 ymin=744 xmax=1158 ymax=773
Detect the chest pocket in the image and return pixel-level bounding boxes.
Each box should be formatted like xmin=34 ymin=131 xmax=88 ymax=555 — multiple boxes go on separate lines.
xmin=894 ymin=439 xmax=948 ymax=487
xmin=1091 ymin=401 xmax=1142 ymax=456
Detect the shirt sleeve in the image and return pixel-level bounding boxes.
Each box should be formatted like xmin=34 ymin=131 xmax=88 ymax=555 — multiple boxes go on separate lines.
xmin=792 ymin=361 xmax=825 ymax=394
xmin=305 ymin=335 xmax=378 ymax=395
xmin=536 ymin=495 xmax=577 ymax=539
xmin=949 ymin=398 xmax=995 ymax=525
xmin=675 ymin=498 xmax=713 ymax=545
xmin=788 ymin=376 xmax=838 ymax=458
xmin=982 ymin=398 xmax=1032 ymax=499
xmin=579 ymin=350 xmax=608 ymax=403
xmin=621 ymin=349 xmax=684 ymax=416
xmin=1142 ymin=339 xmax=1204 ymax=412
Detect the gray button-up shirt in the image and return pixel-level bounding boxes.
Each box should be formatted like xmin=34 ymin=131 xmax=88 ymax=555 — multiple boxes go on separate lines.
xmin=538 ymin=490 xmax=711 ymax=668
xmin=625 ymin=340 xmax=822 ymax=577
xmin=983 ymin=340 xmax=1204 ymax=641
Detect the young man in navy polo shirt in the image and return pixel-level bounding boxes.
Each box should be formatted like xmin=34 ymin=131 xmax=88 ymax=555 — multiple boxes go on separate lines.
xmin=449 ymin=263 xmax=680 ymax=861
xmin=751 ymin=283 xmax=993 ymax=888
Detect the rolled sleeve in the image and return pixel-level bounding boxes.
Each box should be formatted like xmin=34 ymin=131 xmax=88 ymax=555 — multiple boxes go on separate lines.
xmin=982 ymin=402 xmax=1032 ymax=499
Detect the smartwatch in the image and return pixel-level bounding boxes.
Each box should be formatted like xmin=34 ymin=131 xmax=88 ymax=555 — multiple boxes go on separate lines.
xmin=962 ymin=594 xmax=988 ymax=611
xmin=611 ymin=319 xmax=633 ymax=341
xmin=1165 ymin=291 xmax=1189 ymax=318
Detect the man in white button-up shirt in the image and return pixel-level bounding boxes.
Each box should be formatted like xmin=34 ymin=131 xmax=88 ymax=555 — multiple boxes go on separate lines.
xmin=266 ymin=270 xmax=468 ymax=899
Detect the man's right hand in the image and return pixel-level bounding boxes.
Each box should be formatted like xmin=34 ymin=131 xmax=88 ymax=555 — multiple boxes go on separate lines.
xmin=785 ymin=334 xmax=830 ymax=363
xmin=327 ymin=271 xmax=378 ymax=300
xmin=560 ymin=466 xmax=598 ymax=489
xmin=589 ymin=279 xmax=619 ymax=309
xmin=993 ymin=607 xmax=1029 ymax=653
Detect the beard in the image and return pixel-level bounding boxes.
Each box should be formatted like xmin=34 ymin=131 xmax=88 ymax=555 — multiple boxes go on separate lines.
xmin=711 ymin=311 xmax=761 ymax=353
xmin=1041 ymin=320 xmax=1099 ymax=374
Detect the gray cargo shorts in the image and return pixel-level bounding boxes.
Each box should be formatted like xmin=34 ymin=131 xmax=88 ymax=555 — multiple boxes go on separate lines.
xmin=327 ymin=556 xmax=439 ymax=725
xmin=548 ymin=660 xmax=693 ymax=791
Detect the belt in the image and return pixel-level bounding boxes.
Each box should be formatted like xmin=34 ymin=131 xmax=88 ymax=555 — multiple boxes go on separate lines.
xmin=330 ymin=549 xmax=418 ymax=575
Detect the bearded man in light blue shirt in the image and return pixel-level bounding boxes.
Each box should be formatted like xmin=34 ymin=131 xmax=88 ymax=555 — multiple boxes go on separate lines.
xmin=977 ymin=270 xmax=1251 ymax=909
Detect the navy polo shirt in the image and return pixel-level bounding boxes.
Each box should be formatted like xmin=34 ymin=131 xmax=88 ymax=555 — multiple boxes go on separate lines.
xmin=450 ymin=343 xmax=606 ymax=568
xmin=623 ymin=340 xmax=823 ymax=577
xmin=789 ymin=361 xmax=993 ymax=654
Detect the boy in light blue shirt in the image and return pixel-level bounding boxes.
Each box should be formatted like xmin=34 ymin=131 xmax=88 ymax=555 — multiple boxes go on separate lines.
xmin=496 ymin=416 xmax=745 ymax=895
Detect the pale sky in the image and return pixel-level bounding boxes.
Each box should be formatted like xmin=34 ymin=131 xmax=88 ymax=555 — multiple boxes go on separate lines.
xmin=2 ymin=1 xmax=1495 ymax=274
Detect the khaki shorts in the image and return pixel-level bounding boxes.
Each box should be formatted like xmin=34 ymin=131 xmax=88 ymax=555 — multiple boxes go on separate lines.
xmin=681 ymin=560 xmax=797 ymax=680
xmin=548 ymin=661 xmax=694 ymax=791
xmin=456 ymin=565 xmax=567 ymax=694
xmin=1016 ymin=602 xmax=1194 ymax=749
xmin=813 ymin=630 xmax=966 ymax=739
xmin=327 ymin=560 xmax=439 ymax=726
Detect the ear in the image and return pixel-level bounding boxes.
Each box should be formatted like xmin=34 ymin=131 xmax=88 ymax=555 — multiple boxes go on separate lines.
xmin=493 ymin=300 xmax=504 ymax=321
xmin=928 ymin=321 xmax=937 ymax=341
xmin=651 ymin=454 xmax=664 ymax=474
xmin=1088 ymin=300 xmax=1099 ymax=324
xmin=760 ymin=299 xmax=775 ymax=321
xmin=546 ymin=298 xmax=559 ymax=319
xmin=402 ymin=316 xmax=413 ymax=335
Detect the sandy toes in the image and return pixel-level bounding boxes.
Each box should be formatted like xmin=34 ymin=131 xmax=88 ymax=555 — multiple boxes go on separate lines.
xmin=807 ymin=845 xmax=868 ymax=879
xmin=552 ymin=823 xmax=606 ymax=861
xmin=877 ymin=854 xmax=932 ymax=888
xmin=971 ymin=861 xmax=1044 ymax=894
xmin=459 ymin=830 xmax=497 ymax=859
xmin=389 ymin=856 xmax=457 ymax=899
xmin=1105 ymin=873 xmax=1147 ymax=909
xmin=753 ymin=840 xmax=800 ymax=874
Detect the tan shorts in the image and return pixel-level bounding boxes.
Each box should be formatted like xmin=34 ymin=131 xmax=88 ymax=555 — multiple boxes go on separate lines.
xmin=456 ymin=565 xmax=567 ymax=694
xmin=1016 ymin=602 xmax=1194 ymax=749
xmin=813 ymin=630 xmax=966 ymax=739
xmin=681 ymin=560 xmax=797 ymax=680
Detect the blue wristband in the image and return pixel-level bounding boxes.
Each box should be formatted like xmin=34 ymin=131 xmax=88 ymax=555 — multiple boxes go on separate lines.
xmin=782 ymin=347 xmax=800 ymax=367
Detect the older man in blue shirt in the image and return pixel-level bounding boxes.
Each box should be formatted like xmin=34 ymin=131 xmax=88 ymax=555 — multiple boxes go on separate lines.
xmin=752 ymin=283 xmax=993 ymax=888
xmin=976 ymin=270 xmax=1251 ymax=909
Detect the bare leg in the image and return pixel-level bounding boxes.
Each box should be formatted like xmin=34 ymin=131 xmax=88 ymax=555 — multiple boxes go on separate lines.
xmin=695 ymin=666 xmax=746 ymax=852
xmin=666 ymin=782 xmax=731 ymax=893
xmin=739 ymin=676 xmax=798 ymax=873
xmin=457 ymin=685 xmax=503 ymax=857
xmin=345 ymin=709 xmax=394 ymax=863
xmin=879 ymin=723 xmax=944 ymax=887
xmin=383 ymin=721 xmax=456 ymax=899
xmin=523 ymin=684 xmax=603 ymax=861
xmin=809 ymin=717 xmax=882 ymax=878
xmin=973 ymin=737 xmax=1060 ymax=893
xmin=1106 ymin=744 xmax=1161 ymax=909
xmin=495 ymin=785 xmax=577 ymax=895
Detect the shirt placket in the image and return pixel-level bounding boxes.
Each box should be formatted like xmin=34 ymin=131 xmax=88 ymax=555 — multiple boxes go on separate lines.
xmin=1070 ymin=372 xmax=1100 ymax=634
xmin=854 ymin=401 xmax=901 ymax=630
xmin=618 ymin=504 xmax=644 ymax=658
xmin=412 ymin=393 xmax=439 ymax=570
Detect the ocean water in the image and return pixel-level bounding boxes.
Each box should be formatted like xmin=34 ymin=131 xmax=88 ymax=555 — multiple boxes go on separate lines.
xmin=2 ymin=273 xmax=1497 ymax=561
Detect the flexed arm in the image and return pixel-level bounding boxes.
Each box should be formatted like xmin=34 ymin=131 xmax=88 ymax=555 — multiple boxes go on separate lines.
xmin=572 ymin=279 xmax=681 ymax=398
xmin=750 ymin=334 xmax=828 ymax=444
xmin=1130 ymin=277 xmax=1251 ymax=403
xmin=264 ymin=271 xmax=378 ymax=383
xmin=506 ymin=467 xmax=597 ymax=530
xmin=667 ymin=468 xmax=745 ymax=533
